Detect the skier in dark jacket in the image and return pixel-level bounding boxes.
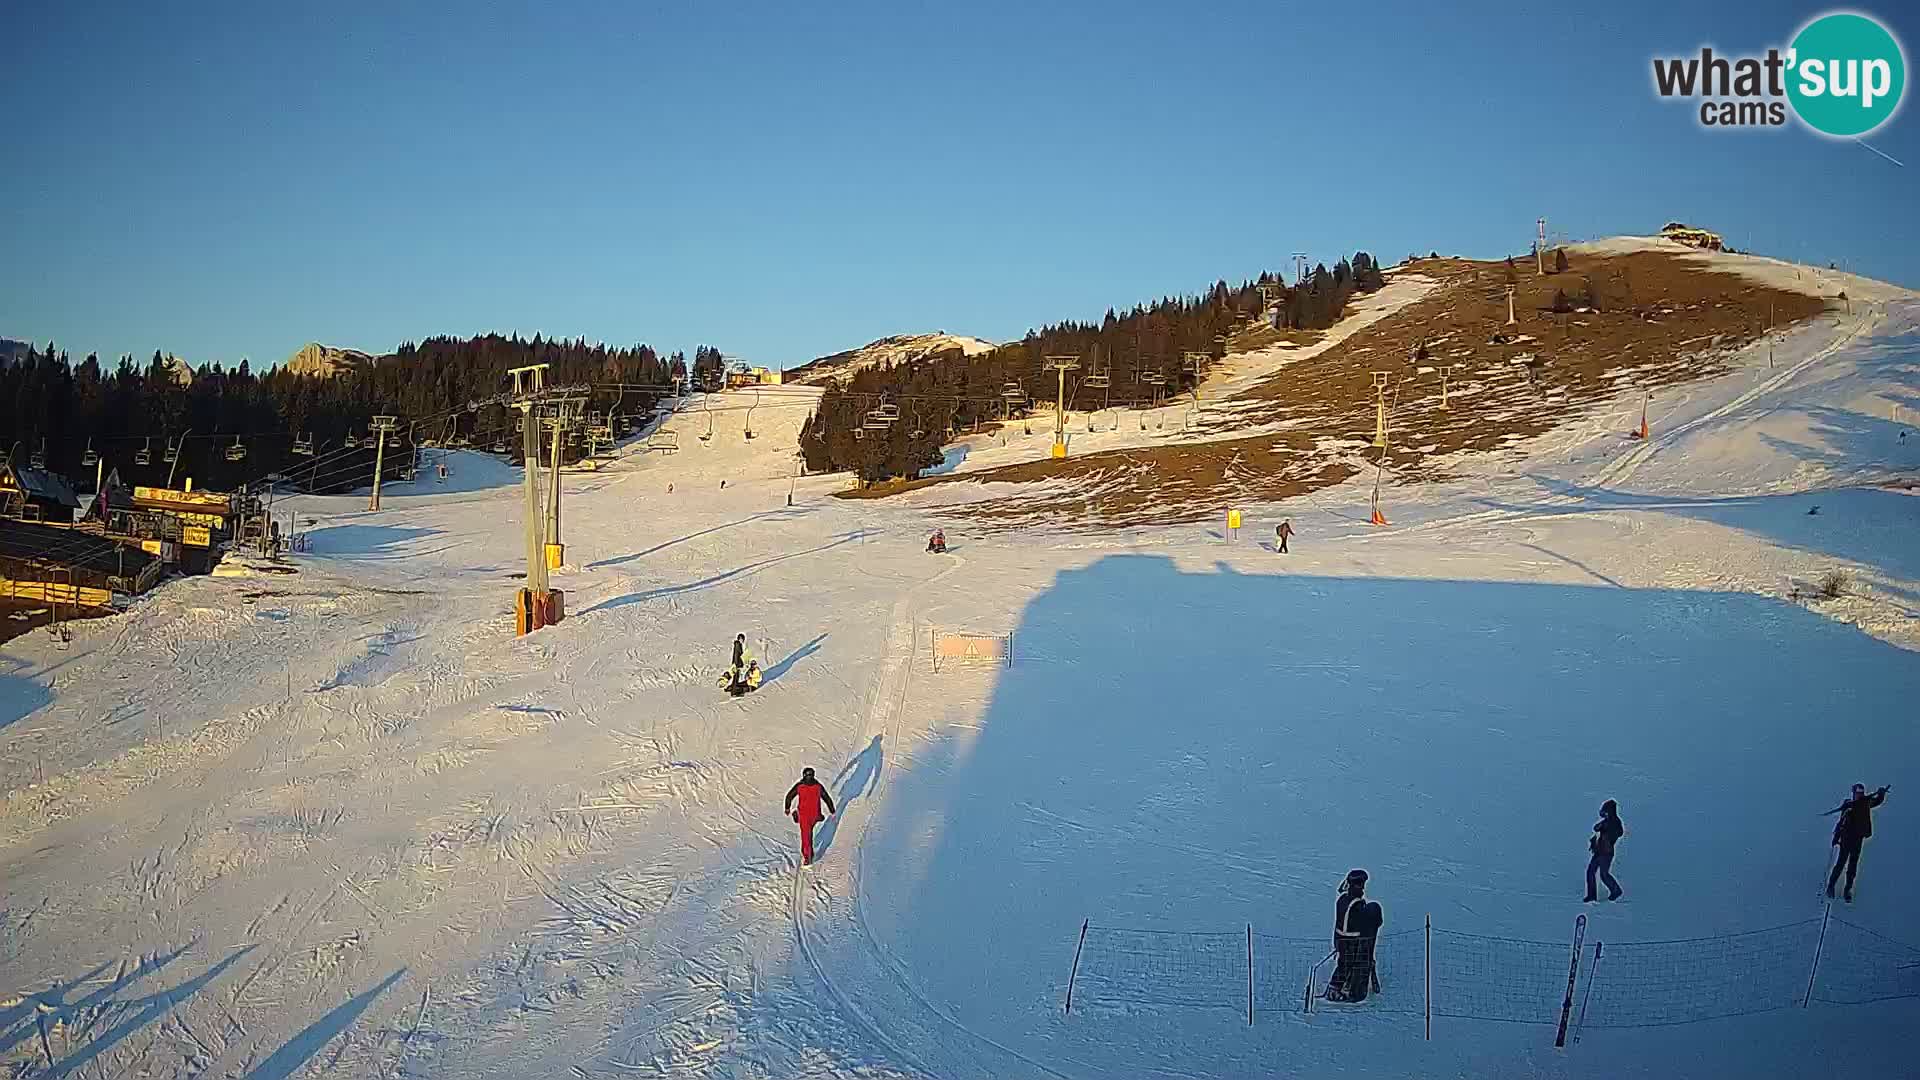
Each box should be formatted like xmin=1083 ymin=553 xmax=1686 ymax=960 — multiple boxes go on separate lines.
xmin=1274 ymin=519 xmax=1294 ymax=554
xmin=727 ymin=634 xmax=749 ymax=692
xmin=1827 ymin=783 xmax=1890 ymax=901
xmin=783 ymin=767 xmax=836 ymax=866
xmin=1327 ymin=869 xmax=1384 ymax=1002
xmin=1585 ymin=799 xmax=1625 ymax=902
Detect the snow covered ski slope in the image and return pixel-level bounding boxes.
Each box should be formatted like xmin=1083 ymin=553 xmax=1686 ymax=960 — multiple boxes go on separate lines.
xmin=5 ymin=292 xmax=1920 ymax=1078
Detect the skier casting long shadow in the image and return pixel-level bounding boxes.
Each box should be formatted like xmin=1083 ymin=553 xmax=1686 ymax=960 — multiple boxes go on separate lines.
xmin=815 ymin=735 xmax=884 ymax=858
xmin=784 ymin=767 xmax=837 ymax=868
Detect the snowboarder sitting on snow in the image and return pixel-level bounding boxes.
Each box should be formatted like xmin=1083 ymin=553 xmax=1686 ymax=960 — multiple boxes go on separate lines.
xmin=926 ymin=528 xmax=947 ymax=554
xmin=1585 ymin=799 xmax=1625 ymax=902
xmin=1827 ymin=783 xmax=1890 ymax=902
xmin=1326 ymin=869 xmax=1384 ymax=1002
xmin=1274 ymin=519 xmax=1294 ymax=554
xmin=783 ymin=767 xmax=836 ymax=866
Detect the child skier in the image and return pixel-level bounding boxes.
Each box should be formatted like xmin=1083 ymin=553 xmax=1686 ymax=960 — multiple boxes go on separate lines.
xmin=729 ymin=660 xmax=762 ymax=697
xmin=1827 ymin=783 xmax=1891 ymax=902
xmin=783 ymin=767 xmax=836 ymax=866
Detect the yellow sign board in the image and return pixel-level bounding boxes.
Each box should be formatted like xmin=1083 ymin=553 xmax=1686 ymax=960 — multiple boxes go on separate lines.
xmin=140 ymin=539 xmax=162 ymax=555
xmin=183 ymin=525 xmax=211 ymax=547
xmin=1226 ymin=509 xmax=1243 ymax=530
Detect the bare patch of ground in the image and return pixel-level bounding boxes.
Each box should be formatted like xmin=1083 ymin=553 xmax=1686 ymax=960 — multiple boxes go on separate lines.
xmin=867 ymin=248 xmax=1829 ymax=526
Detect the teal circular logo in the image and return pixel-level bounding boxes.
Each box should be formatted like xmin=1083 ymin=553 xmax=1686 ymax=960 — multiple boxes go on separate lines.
xmin=1787 ymin=12 xmax=1906 ymax=137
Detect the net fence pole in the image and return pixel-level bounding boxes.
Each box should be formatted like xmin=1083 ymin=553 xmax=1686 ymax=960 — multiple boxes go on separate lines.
xmin=1065 ymin=918 xmax=1089 ymax=1014
xmin=1804 ymin=902 xmax=1833 ymax=1008
xmin=1245 ymin=925 xmax=1254 ymax=1025
xmin=1424 ymin=914 xmax=1432 ymax=1041
xmin=1573 ymin=941 xmax=1601 ymax=1045
xmin=1554 ymin=914 xmax=1587 ymax=1048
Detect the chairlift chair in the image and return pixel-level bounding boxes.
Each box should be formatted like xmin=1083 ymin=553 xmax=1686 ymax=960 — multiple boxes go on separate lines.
xmin=491 ymin=438 xmax=507 ymax=453
xmin=136 ymin=438 xmax=152 ymax=466
xmin=293 ymin=433 xmax=314 ymax=456
xmin=225 ymin=436 xmax=248 ymax=462
xmin=82 ymin=440 xmax=99 ymax=468
xmin=29 ymin=440 xmax=46 ymax=470
xmin=344 ymin=433 xmax=360 ymax=449
xmin=163 ymin=437 xmax=180 ymax=463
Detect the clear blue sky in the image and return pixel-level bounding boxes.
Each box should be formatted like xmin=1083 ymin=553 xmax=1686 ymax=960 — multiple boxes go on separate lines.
xmin=4 ymin=1 xmax=1915 ymax=371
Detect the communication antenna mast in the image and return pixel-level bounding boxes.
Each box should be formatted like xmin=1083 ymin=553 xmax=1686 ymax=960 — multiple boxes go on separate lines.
xmin=1536 ymin=217 xmax=1548 ymax=275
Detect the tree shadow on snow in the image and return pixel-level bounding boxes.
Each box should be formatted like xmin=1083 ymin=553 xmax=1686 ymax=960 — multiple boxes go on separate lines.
xmin=241 ymin=968 xmax=406 ymax=1080
xmin=34 ymin=944 xmax=255 ymax=1078
xmin=815 ymin=734 xmax=883 ymax=859
xmin=763 ymin=633 xmax=828 ymax=685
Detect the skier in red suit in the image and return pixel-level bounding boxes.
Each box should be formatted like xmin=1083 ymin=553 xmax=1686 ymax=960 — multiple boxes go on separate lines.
xmin=784 ymin=767 xmax=837 ymax=866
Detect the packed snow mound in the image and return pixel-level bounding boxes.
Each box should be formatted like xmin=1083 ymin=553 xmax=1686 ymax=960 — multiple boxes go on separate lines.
xmin=786 ymin=332 xmax=997 ymax=385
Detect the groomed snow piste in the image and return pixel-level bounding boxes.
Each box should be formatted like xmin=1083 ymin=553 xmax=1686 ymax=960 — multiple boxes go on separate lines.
xmin=3 ymin=278 xmax=1920 ymax=1079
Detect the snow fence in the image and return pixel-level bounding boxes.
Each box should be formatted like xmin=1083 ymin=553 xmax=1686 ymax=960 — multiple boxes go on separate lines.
xmin=1063 ymin=907 xmax=1920 ymax=1044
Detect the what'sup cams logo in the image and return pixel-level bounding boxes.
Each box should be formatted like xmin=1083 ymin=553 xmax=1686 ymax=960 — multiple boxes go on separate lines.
xmin=1652 ymin=11 xmax=1906 ymax=137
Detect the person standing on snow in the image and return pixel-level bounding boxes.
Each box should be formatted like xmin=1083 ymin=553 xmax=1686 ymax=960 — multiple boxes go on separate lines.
xmin=1327 ymin=869 xmax=1383 ymax=1002
xmin=728 ymin=634 xmax=751 ymax=692
xmin=1827 ymin=783 xmax=1891 ymax=902
xmin=1274 ymin=519 xmax=1294 ymax=554
xmin=1584 ymin=799 xmax=1625 ymax=902
xmin=783 ymin=767 xmax=836 ymax=866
